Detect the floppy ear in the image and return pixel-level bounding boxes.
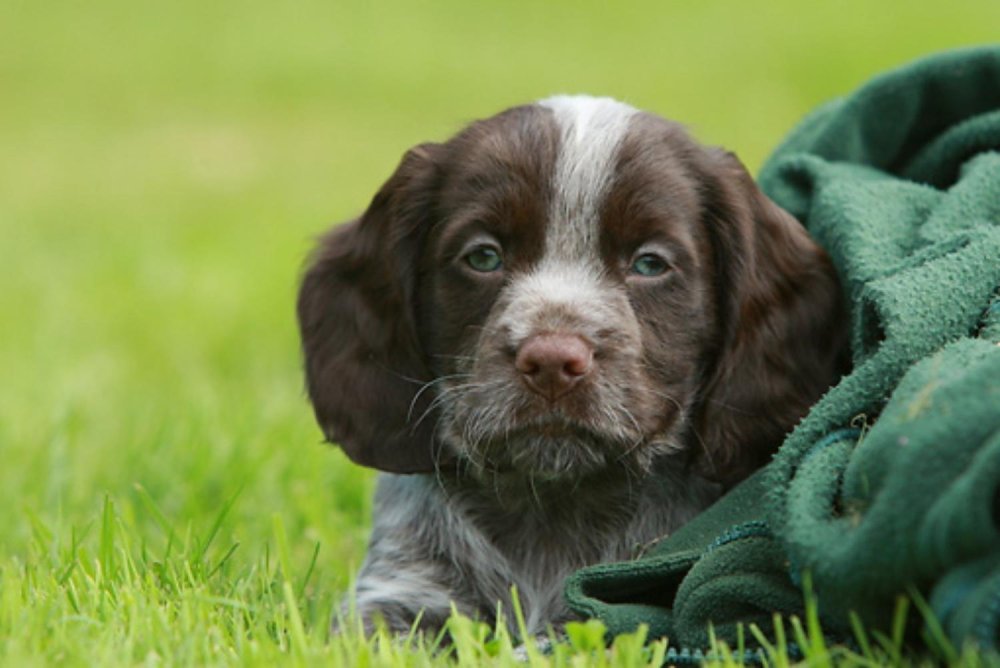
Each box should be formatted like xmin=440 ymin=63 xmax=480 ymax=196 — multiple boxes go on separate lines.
xmin=694 ymin=150 xmax=848 ymax=486
xmin=297 ymin=144 xmax=448 ymax=473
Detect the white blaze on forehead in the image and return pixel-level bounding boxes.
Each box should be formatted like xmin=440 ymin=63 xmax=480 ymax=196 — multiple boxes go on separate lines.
xmin=538 ymin=95 xmax=638 ymax=262
xmin=500 ymin=262 xmax=612 ymax=343
xmin=495 ymin=96 xmax=639 ymax=343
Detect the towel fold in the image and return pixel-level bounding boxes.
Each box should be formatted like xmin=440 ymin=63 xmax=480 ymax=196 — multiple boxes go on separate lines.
xmin=564 ymin=45 xmax=1000 ymax=652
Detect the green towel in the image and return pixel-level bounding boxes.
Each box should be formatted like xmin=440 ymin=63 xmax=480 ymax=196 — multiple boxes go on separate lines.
xmin=565 ymin=46 xmax=1000 ymax=653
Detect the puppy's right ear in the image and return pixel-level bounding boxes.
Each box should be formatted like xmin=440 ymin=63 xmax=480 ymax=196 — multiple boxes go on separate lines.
xmin=297 ymin=144 xmax=447 ymax=473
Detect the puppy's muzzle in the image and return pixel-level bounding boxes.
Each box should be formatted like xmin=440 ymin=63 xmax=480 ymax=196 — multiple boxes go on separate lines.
xmin=514 ymin=333 xmax=594 ymax=401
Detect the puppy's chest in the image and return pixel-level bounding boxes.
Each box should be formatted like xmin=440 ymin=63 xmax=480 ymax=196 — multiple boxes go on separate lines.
xmin=482 ymin=499 xmax=646 ymax=565
xmin=457 ymin=484 xmax=675 ymax=617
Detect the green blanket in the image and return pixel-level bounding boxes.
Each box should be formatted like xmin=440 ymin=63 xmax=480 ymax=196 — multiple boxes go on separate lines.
xmin=565 ymin=46 xmax=1000 ymax=654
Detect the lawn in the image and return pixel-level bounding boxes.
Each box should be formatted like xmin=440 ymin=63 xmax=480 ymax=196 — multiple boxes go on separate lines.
xmin=1 ymin=1 xmax=998 ymax=664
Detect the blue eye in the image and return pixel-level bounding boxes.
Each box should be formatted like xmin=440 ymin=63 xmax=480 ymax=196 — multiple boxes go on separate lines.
xmin=630 ymin=253 xmax=670 ymax=277
xmin=465 ymin=246 xmax=503 ymax=273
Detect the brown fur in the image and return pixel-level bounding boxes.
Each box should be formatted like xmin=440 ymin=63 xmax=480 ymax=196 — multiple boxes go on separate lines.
xmin=296 ymin=100 xmax=847 ymax=633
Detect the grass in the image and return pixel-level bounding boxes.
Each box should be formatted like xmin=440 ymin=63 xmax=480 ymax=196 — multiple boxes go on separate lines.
xmin=1 ymin=0 xmax=999 ymax=664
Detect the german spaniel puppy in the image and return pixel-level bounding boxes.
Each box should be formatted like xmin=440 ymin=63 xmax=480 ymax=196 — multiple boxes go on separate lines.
xmin=297 ymin=96 xmax=845 ymax=635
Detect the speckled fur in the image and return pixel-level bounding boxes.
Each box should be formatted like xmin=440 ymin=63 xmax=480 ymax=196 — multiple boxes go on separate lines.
xmin=299 ymin=96 xmax=848 ymax=638
xmin=352 ymin=465 xmax=719 ymax=634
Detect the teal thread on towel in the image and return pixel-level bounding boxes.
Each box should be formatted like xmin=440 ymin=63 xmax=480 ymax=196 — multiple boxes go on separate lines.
xmin=704 ymin=521 xmax=771 ymax=555
xmin=663 ymin=642 xmax=803 ymax=666
xmin=799 ymin=428 xmax=863 ymax=466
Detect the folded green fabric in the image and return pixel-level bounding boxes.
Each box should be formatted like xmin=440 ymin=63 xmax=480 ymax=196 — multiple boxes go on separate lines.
xmin=565 ymin=46 xmax=1000 ymax=653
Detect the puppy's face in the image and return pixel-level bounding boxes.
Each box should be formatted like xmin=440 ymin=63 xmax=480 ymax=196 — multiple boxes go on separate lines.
xmin=418 ymin=99 xmax=716 ymax=479
xmin=298 ymin=97 xmax=845 ymax=487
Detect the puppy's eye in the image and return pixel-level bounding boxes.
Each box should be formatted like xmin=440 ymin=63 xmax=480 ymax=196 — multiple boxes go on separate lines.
xmin=629 ymin=253 xmax=670 ymax=277
xmin=465 ymin=245 xmax=503 ymax=273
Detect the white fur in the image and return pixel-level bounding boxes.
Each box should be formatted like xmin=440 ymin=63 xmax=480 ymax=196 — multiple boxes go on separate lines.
xmin=498 ymin=261 xmax=622 ymax=345
xmin=330 ymin=98 xmax=736 ymax=637
xmin=494 ymin=96 xmax=639 ymax=350
xmin=538 ymin=95 xmax=638 ymax=264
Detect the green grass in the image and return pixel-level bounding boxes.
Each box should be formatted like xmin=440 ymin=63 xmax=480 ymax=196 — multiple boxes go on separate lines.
xmin=2 ymin=1 xmax=998 ymax=664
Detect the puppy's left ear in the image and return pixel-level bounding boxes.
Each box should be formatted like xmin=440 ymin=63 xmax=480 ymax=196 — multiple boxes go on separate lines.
xmin=694 ymin=150 xmax=848 ymax=487
xmin=297 ymin=143 xmax=447 ymax=474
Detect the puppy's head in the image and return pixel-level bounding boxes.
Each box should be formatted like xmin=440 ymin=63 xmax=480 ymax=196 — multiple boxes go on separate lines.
xmin=298 ymin=97 xmax=845 ymax=486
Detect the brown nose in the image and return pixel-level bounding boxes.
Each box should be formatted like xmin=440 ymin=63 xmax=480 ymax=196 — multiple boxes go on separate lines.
xmin=514 ymin=333 xmax=593 ymax=401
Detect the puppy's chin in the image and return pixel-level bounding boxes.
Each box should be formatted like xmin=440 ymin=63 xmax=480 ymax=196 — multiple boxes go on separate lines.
xmin=443 ymin=419 xmax=669 ymax=483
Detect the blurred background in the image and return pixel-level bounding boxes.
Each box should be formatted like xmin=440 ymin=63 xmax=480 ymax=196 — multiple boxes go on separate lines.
xmin=1 ymin=0 xmax=998 ymax=590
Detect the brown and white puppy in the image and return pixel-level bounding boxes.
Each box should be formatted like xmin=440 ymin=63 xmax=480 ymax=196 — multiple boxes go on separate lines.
xmin=297 ymin=96 xmax=846 ymax=635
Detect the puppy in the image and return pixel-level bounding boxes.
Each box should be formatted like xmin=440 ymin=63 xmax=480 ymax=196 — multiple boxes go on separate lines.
xmin=297 ymin=96 xmax=846 ymax=635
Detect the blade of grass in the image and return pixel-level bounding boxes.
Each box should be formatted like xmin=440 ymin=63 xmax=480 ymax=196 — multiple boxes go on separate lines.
xmin=99 ymin=495 xmax=116 ymax=583
xmin=849 ymin=611 xmax=874 ymax=661
xmin=206 ymin=542 xmax=240 ymax=579
xmin=132 ymin=483 xmax=179 ymax=554
xmin=801 ymin=572 xmax=830 ymax=666
xmin=749 ymin=622 xmax=778 ymax=666
xmin=297 ymin=541 xmax=320 ymax=599
xmin=772 ymin=613 xmax=789 ymax=667
xmin=282 ymin=580 xmax=308 ymax=660
xmin=509 ymin=585 xmax=543 ymax=665
xmin=193 ymin=486 xmax=242 ymax=568
xmin=271 ymin=513 xmax=293 ymax=584
xmin=909 ymin=585 xmax=959 ymax=664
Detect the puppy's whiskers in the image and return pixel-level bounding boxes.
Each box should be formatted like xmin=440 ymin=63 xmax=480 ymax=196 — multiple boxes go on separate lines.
xmin=406 ymin=374 xmax=473 ymax=423
xmin=410 ymin=382 xmax=480 ymax=434
xmin=643 ymin=386 xmax=687 ymax=415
